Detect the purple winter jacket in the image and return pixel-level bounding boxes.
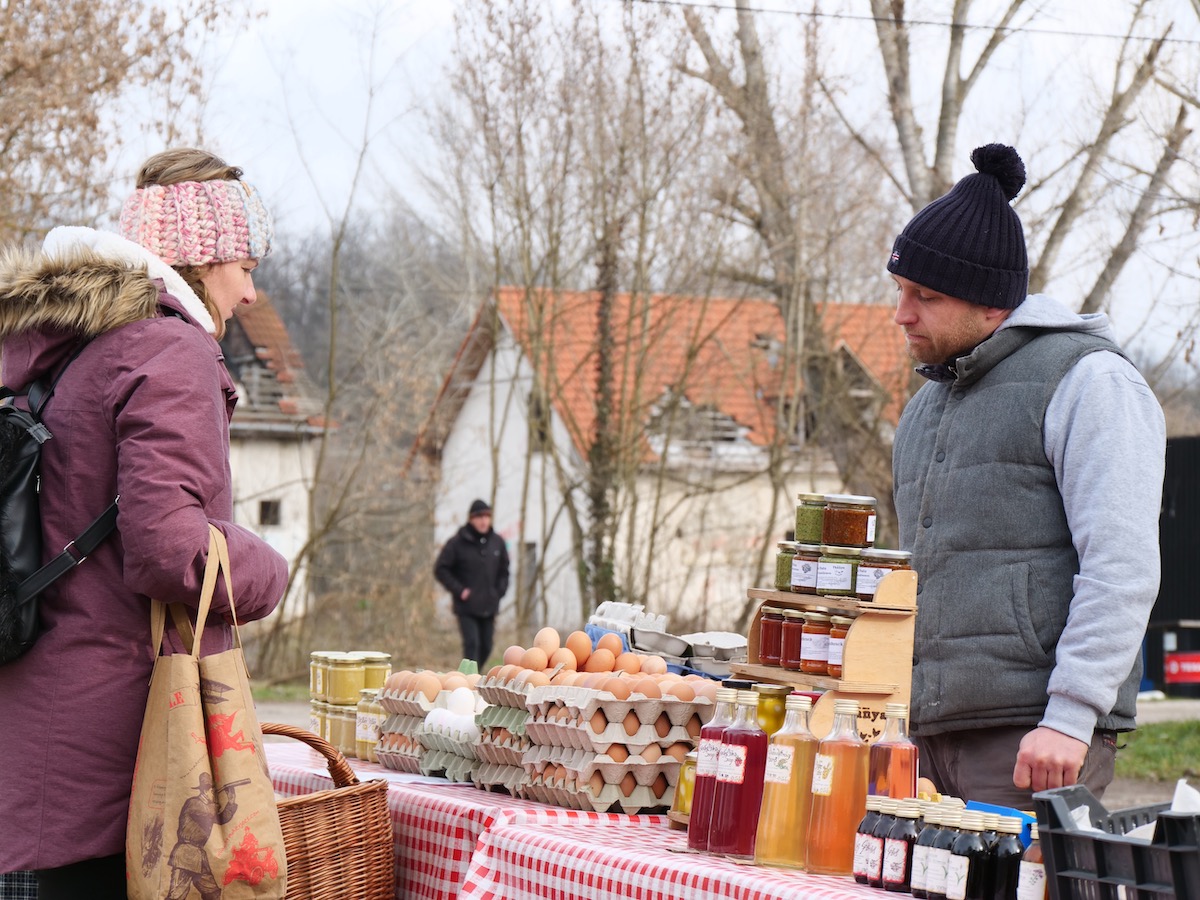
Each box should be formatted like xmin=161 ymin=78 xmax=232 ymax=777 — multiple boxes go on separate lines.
xmin=0 ymin=232 xmax=288 ymax=871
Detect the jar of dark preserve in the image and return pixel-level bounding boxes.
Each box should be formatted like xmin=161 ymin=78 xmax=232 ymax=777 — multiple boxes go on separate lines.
xmin=791 ymin=543 xmax=821 ymax=594
xmin=822 ymin=494 xmax=878 ymax=548
xmin=854 ymin=549 xmax=913 ymax=601
xmin=780 ymin=609 xmax=806 ymax=670
xmin=758 ymin=606 xmax=785 ymax=665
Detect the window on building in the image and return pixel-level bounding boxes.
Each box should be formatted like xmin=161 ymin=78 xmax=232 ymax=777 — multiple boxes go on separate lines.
xmin=259 ymin=499 xmax=282 ymax=527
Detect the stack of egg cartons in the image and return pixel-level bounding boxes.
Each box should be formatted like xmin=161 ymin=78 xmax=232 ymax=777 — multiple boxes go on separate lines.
xmin=474 ymin=671 xmax=534 ymax=794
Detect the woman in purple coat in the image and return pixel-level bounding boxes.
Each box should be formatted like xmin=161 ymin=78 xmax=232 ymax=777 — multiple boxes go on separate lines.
xmin=0 ymin=149 xmax=288 ymax=898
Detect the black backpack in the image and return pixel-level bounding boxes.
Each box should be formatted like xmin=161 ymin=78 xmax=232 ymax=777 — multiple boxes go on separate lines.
xmin=0 ymin=351 xmax=118 ymax=664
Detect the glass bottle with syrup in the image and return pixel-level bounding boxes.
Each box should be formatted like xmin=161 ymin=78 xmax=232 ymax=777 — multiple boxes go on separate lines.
xmin=707 ymin=690 xmax=768 ymax=859
xmin=1016 ymin=822 xmax=1048 ymax=900
xmin=686 ymin=687 xmax=737 ymax=852
xmin=805 ymin=698 xmax=869 ymax=876
xmin=946 ymin=810 xmax=990 ymax=900
xmin=754 ymin=693 xmax=818 ymax=869
xmin=869 ymin=702 xmax=919 ymax=798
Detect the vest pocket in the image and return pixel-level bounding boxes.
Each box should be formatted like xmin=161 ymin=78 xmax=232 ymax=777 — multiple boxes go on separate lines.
xmin=1008 ymin=562 xmax=1059 ymax=665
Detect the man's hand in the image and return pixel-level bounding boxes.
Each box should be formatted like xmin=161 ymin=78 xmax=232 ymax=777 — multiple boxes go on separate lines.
xmin=1013 ymin=726 xmax=1089 ymax=792
xmin=459 ymin=588 xmax=470 ymax=602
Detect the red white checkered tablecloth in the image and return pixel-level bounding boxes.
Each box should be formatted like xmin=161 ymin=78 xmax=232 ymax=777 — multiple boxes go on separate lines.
xmin=460 ymin=821 xmax=882 ymax=900
xmin=267 ymin=742 xmax=667 ymax=900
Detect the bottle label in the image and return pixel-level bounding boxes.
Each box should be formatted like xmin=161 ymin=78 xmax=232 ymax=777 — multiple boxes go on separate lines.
xmin=791 ymin=557 xmax=818 ymax=589
xmin=910 ymin=843 xmax=931 ymax=891
xmin=355 ymin=711 xmax=372 ymax=742
xmin=856 ymin=565 xmax=890 ymax=596
xmin=811 ymin=752 xmax=835 ymax=795
xmin=866 ymin=514 xmax=877 ymax=544
xmin=859 ymin=834 xmax=883 ymax=881
xmin=817 ymin=560 xmax=853 ymax=590
xmin=926 ymin=847 xmax=950 ymax=895
xmin=883 ymin=838 xmax=910 ymax=884
xmin=764 ymin=744 xmax=795 ymax=784
xmin=945 ymin=853 xmax=970 ymax=900
xmin=828 ymin=636 xmax=845 ymax=667
xmin=696 ymin=737 xmax=720 ymax=777
xmin=852 ymin=831 xmax=869 ymax=878
xmin=1016 ymin=861 xmax=1048 ymax=899
xmin=800 ymin=631 xmax=829 ymax=661
xmin=716 ymin=742 xmax=747 ymax=783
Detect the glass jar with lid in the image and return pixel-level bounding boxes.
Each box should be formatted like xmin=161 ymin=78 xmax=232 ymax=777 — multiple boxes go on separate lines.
xmin=795 ymin=492 xmax=827 ymax=545
xmin=327 ymin=652 xmax=366 ymax=706
xmin=758 ymin=606 xmax=785 ymax=665
xmin=356 ymin=688 xmax=381 ymax=762
xmin=670 ymin=750 xmax=698 ymax=821
xmin=780 ymin=609 xmax=807 ymax=670
xmin=854 ymin=549 xmax=913 ymax=601
xmin=800 ymin=612 xmax=832 ymax=675
xmin=754 ymin=683 xmax=792 ymax=735
xmin=822 ymin=494 xmax=878 ymax=548
xmin=817 ymin=545 xmax=862 ymax=597
xmin=791 ymin=543 xmax=822 ymax=594
xmin=775 ymin=542 xmax=798 ymax=591
xmin=826 ymin=616 xmax=854 ymax=678
xmin=358 ymin=651 xmax=393 ymax=691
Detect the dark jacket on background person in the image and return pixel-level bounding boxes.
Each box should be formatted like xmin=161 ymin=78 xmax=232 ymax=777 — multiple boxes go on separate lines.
xmin=434 ymin=524 xmax=510 ymax=618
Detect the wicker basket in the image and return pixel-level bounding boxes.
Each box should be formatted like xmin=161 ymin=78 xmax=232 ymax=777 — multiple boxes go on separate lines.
xmin=263 ymin=722 xmax=395 ymax=900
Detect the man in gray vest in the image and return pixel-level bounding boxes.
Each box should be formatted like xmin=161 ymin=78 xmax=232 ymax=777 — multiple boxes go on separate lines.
xmin=888 ymin=143 xmax=1165 ymax=807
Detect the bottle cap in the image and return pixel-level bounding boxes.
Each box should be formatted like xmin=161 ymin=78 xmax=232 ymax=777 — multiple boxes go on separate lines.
xmin=884 ymin=702 xmax=909 ymax=717
xmin=997 ymin=816 xmax=1024 ymax=835
xmin=714 ymin=687 xmax=739 ymax=704
xmin=833 ymin=698 xmax=860 ymax=716
xmin=736 ymin=690 xmax=759 ymax=706
xmin=784 ymin=693 xmax=813 ymax=711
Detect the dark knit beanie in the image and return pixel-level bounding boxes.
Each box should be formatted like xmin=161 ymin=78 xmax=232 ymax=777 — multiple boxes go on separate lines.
xmin=887 ymin=144 xmax=1029 ymax=309
xmin=469 ymin=499 xmax=492 ymax=516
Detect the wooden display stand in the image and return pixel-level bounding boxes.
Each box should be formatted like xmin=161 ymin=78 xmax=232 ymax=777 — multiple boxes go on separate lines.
xmin=730 ymin=569 xmax=917 ymax=742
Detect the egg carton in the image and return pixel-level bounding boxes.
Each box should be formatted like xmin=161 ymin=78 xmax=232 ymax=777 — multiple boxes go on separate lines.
xmin=591 ymin=600 xmax=666 ymax=634
xmin=476 ymin=726 xmax=531 ymax=766
xmin=477 ymin=703 xmax=530 ymax=732
xmin=530 ymin=715 xmax=697 ymax=753
xmin=418 ymin=747 xmax=476 ymax=782
xmin=679 ymin=631 xmax=747 ymax=660
xmin=417 ymin=720 xmax=479 ymax=758
xmin=524 ymin=771 xmax=674 ymax=814
xmin=476 ymin=674 xmax=536 ymax=708
xmin=375 ymin=735 xmax=424 ymax=773
xmin=472 ymin=761 xmax=528 ymax=794
xmin=380 ymin=712 xmax=426 ymax=737
xmin=527 ymin=683 xmax=711 ymax=725
xmin=378 ymin=686 xmax=437 ymax=716
xmin=522 ymin=743 xmax=683 ymax=787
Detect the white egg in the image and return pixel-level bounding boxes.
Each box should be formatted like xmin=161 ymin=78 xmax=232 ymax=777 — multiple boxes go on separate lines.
xmin=447 ymin=686 xmax=476 ymax=716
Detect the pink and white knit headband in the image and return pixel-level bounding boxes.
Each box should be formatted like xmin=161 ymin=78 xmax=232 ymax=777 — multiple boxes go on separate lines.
xmin=119 ymin=179 xmax=273 ymax=267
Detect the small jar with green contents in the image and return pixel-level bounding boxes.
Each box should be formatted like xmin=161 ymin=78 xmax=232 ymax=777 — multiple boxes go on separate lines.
xmin=775 ymin=541 xmax=798 ymax=591
xmin=817 ymin=545 xmax=861 ymax=596
xmin=794 ymin=492 xmax=826 ymax=545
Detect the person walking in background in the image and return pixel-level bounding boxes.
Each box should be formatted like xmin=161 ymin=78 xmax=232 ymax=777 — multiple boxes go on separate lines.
xmin=435 ymin=499 xmax=510 ymax=667
xmin=0 ymin=148 xmax=288 ymax=899
xmin=888 ymin=143 xmax=1164 ymax=807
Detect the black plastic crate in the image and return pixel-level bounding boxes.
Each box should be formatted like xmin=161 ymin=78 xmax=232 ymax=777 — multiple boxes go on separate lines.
xmin=1034 ymin=784 xmax=1200 ymax=898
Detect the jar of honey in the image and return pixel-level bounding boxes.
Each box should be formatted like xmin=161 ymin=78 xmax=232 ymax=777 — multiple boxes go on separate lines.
xmin=327 ymin=653 xmax=366 ymax=706
xmin=758 ymin=606 xmax=785 ymax=665
xmin=356 ymin=688 xmax=381 ymax=762
xmin=309 ymin=650 xmax=338 ymax=701
xmin=800 ymin=612 xmax=833 ymax=675
xmin=822 ymin=494 xmax=878 ymax=548
xmin=754 ymin=683 xmax=791 ymax=735
xmin=775 ymin=542 xmax=798 ymax=591
xmin=854 ymin=549 xmax=913 ymax=601
xmin=827 ymin=616 xmax=853 ymax=679
xmin=780 ymin=609 xmax=807 ymax=670
xmin=791 ymin=543 xmax=822 ymax=594
xmin=359 ymin=651 xmax=392 ymax=691
xmin=818 ymin=545 xmax=862 ymax=596
xmin=795 ymin=492 xmax=827 ymax=545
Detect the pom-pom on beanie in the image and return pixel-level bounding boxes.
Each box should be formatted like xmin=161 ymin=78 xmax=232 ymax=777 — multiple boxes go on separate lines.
xmin=887 ymin=143 xmax=1028 ymax=309
xmin=119 ymin=179 xmax=273 ymax=267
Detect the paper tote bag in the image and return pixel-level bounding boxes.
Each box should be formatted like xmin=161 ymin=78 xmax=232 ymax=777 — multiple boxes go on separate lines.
xmin=127 ymin=525 xmax=287 ymax=899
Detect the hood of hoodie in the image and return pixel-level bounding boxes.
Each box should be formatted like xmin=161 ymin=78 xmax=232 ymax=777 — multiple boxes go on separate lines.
xmin=997 ymin=293 xmax=1117 ymax=342
xmin=0 ymin=226 xmax=216 ymax=391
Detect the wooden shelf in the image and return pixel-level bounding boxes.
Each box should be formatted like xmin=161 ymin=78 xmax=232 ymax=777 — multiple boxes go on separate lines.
xmin=729 ymin=662 xmax=899 ymax=695
xmin=746 ymin=588 xmax=915 ymax=617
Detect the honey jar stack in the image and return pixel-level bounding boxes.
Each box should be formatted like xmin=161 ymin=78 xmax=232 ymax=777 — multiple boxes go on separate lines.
xmin=307 ymin=650 xmax=391 ymax=759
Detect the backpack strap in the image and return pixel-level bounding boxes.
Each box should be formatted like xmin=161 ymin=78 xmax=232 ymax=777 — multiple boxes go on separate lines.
xmin=17 ymin=498 xmax=119 ymax=603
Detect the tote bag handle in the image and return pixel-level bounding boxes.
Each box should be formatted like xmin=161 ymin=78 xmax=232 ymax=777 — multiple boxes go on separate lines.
xmin=149 ymin=524 xmax=241 ymax=658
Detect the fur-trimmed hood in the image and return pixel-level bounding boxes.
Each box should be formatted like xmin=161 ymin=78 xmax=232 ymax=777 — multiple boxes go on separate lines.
xmin=0 ymin=226 xmax=216 ymax=391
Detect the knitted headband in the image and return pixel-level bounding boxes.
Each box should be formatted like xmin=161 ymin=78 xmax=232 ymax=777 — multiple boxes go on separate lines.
xmin=119 ymin=179 xmax=273 ymax=267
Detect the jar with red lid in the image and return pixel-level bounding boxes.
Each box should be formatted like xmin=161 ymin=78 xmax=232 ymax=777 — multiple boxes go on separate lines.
xmin=800 ymin=612 xmax=832 ymax=676
xmin=826 ymin=616 xmax=853 ymax=679
xmin=780 ymin=609 xmax=806 ymax=670
xmin=822 ymin=494 xmax=877 ymax=548
xmin=758 ymin=606 xmax=785 ymax=665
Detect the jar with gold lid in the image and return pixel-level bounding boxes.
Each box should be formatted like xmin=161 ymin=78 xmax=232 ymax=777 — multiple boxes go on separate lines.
xmin=309 ymin=650 xmax=338 ymax=702
xmin=358 ymin=651 xmax=392 ymax=691
xmin=822 ymin=494 xmax=878 ymax=548
xmin=817 ymin=545 xmax=861 ymax=597
xmin=758 ymin=607 xmax=785 ymax=665
xmin=800 ymin=612 xmax=832 ymax=676
xmin=854 ymin=549 xmax=913 ymax=601
xmin=780 ymin=609 xmax=807 ymax=670
xmin=826 ymin=616 xmax=854 ymax=679
xmin=327 ymin=653 xmax=366 ymax=706
xmin=754 ymin=683 xmax=791 ymax=735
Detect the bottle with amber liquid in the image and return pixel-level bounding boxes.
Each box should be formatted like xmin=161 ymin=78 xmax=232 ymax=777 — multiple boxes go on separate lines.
xmin=687 ymin=687 xmax=737 ymax=852
xmin=805 ymin=698 xmax=869 ymax=876
xmin=1016 ymin=823 xmax=1048 ymax=900
xmin=707 ymin=690 xmax=768 ymax=859
xmin=754 ymin=693 xmax=818 ymax=869
xmin=869 ymin=702 xmax=919 ymax=799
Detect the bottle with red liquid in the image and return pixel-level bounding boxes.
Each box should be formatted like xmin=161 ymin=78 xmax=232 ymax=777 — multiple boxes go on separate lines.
xmin=805 ymin=698 xmax=869 ymax=875
xmin=686 ymin=687 xmax=738 ymax=852
xmin=869 ymin=702 xmax=919 ymax=799
xmin=706 ymin=690 xmax=768 ymax=859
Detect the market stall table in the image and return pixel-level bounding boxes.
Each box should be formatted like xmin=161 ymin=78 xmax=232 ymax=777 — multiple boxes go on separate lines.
xmin=461 ymin=820 xmax=881 ymax=900
xmin=267 ymin=742 xmax=666 ymax=900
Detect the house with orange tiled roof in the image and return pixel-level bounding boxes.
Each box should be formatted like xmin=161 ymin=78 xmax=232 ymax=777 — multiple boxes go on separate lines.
xmin=414 ymin=287 xmax=911 ymax=634
xmin=220 ymin=291 xmax=325 ymax=619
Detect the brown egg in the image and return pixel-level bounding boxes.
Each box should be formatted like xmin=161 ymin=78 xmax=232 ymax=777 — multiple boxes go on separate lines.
xmin=525 ymin=670 xmax=550 ymax=688
xmin=590 ymin=709 xmax=609 ymax=734
xmin=585 ymin=648 xmax=616 ymax=673
xmin=663 ymin=742 xmax=690 ymax=762
xmin=691 ymin=680 xmax=719 ymax=703
xmin=565 ymin=631 xmax=592 ymax=667
xmin=486 ymin=665 xmax=503 ymax=679
xmin=520 ymin=647 xmax=549 ymax=671
xmin=597 ymin=633 xmax=625 ymax=657
xmin=633 ymin=677 xmax=662 ymax=699
xmin=685 ymin=715 xmax=703 ymax=739
xmin=442 ymin=672 xmax=469 ymax=691
xmin=614 ymin=652 xmax=641 ymax=674
xmin=654 ymin=713 xmax=672 ymax=738
xmin=640 ymin=744 xmax=662 ymax=763
xmin=651 ymin=772 xmax=669 ymax=799
xmin=466 ymin=673 xmax=482 ymax=687
xmin=533 ymin=627 xmax=561 ymax=656
xmin=604 ymin=677 xmax=632 ymax=700
xmin=606 ymin=743 xmax=629 ymax=763
xmin=414 ymin=671 xmax=441 ymax=701
xmin=503 ymin=645 xmax=526 ymax=665
xmin=622 ymin=709 xmax=641 ymax=736
xmin=619 ymin=771 xmax=638 ymax=796
xmin=588 ymin=770 xmax=605 ymax=795
xmin=549 ymin=647 xmax=577 ymax=671
xmin=550 ymin=670 xmax=575 ymax=686
xmin=640 ymin=655 xmax=668 ymax=675
xmin=664 ymin=681 xmax=695 ymax=702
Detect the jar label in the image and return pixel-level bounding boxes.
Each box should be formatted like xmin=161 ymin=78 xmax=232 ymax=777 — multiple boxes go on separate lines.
xmin=315 ymin=669 xmax=324 ymax=692
xmin=910 ymin=843 xmax=931 ymax=891
xmin=882 ymin=838 xmax=910 ymax=884
xmin=356 ymin=711 xmax=380 ymax=742
xmin=926 ymin=847 xmax=950 ymax=894
xmin=716 ymin=742 xmax=748 ymax=783
xmin=791 ymin=558 xmax=818 ymax=589
xmin=857 ymin=834 xmax=883 ymax=881
xmin=945 ymin=853 xmax=970 ymax=900
xmin=828 ymin=636 xmax=846 ymax=667
xmin=697 ymin=737 xmax=721 ymax=776
xmin=800 ymin=631 xmax=829 ymax=662
xmin=866 ymin=513 xmax=877 ymax=544
xmin=1016 ymin=861 xmax=1047 ymax=899
xmin=811 ymin=752 xmax=835 ymax=795
xmin=764 ymin=744 xmax=795 ymax=783
xmin=856 ymin=565 xmax=890 ymax=596
xmin=817 ymin=560 xmax=853 ymax=591
xmin=309 ymin=712 xmax=321 ymax=735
